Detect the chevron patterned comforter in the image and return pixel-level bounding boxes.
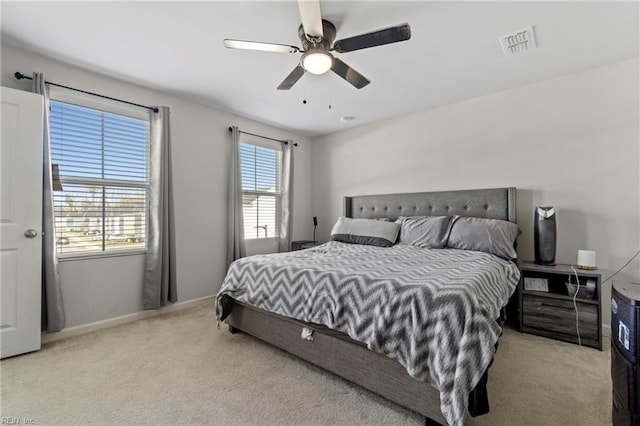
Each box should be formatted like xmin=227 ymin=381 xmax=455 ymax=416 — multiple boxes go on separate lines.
xmin=216 ymin=241 xmax=520 ymax=426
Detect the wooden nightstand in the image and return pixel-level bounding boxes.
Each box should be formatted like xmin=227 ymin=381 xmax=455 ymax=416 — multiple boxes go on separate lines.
xmin=519 ymin=261 xmax=602 ymax=350
xmin=291 ymin=240 xmax=319 ymax=251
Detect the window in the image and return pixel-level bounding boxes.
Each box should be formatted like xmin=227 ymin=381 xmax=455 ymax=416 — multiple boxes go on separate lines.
xmin=240 ymin=139 xmax=282 ymax=239
xmin=50 ymin=100 xmax=149 ymax=257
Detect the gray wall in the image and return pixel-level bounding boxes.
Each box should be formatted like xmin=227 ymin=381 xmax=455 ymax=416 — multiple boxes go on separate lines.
xmin=1 ymin=44 xmax=314 ymax=328
xmin=311 ymin=57 xmax=640 ymax=331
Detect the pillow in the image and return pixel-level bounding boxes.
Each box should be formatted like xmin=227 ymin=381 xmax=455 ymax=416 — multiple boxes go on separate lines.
xmin=396 ymin=215 xmax=452 ymax=249
xmin=446 ymin=216 xmax=518 ymax=260
xmin=330 ymin=217 xmax=400 ymax=247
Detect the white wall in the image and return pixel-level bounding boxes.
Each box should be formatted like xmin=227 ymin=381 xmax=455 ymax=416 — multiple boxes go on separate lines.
xmin=4 ymin=43 xmax=638 ymax=333
xmin=311 ymin=57 xmax=640 ymax=330
xmin=1 ymin=44 xmax=313 ymax=328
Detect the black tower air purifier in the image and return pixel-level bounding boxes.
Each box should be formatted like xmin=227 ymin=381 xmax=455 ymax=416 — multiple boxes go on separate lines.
xmin=611 ymin=281 xmax=640 ymax=425
xmin=534 ymin=206 xmax=556 ymax=265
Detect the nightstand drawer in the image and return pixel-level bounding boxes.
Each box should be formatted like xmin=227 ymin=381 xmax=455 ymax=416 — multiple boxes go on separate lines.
xmin=522 ymin=294 xmax=599 ymax=347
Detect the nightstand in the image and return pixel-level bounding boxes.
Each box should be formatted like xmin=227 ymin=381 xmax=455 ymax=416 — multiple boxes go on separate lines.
xmin=291 ymin=240 xmax=319 ymax=251
xmin=519 ymin=261 xmax=602 ymax=350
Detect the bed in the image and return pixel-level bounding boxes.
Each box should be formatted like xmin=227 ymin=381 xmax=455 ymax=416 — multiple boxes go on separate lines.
xmin=216 ymin=187 xmax=520 ymax=426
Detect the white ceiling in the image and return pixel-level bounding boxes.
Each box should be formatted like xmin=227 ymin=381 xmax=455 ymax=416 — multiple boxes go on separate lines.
xmin=2 ymin=1 xmax=638 ymax=137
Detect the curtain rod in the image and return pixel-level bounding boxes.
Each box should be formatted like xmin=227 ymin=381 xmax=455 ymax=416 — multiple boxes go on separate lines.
xmin=228 ymin=127 xmax=298 ymax=147
xmin=14 ymin=72 xmax=159 ymax=113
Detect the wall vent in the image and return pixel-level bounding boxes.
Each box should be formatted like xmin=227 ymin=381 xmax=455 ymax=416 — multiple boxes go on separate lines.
xmin=499 ymin=26 xmax=537 ymax=57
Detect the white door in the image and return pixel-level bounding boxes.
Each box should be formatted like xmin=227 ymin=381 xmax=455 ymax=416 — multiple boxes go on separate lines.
xmin=1 ymin=86 xmax=44 ymax=358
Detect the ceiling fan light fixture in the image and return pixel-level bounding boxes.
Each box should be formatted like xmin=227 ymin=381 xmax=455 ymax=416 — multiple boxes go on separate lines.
xmin=301 ymin=50 xmax=333 ymax=74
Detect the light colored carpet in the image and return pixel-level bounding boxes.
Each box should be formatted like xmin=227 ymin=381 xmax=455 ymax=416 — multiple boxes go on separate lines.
xmin=1 ymin=301 xmax=611 ymax=425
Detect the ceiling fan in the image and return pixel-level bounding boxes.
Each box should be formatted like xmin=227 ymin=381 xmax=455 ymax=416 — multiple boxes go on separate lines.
xmin=223 ymin=0 xmax=411 ymax=90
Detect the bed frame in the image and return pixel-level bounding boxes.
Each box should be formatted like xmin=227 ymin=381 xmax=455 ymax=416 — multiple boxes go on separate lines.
xmin=224 ymin=187 xmax=517 ymax=425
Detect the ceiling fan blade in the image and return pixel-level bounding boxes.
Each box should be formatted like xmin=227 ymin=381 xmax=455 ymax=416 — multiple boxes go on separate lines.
xmin=331 ymin=58 xmax=370 ymax=89
xmin=297 ymin=0 xmax=323 ymax=37
xmin=333 ymin=23 xmax=411 ymax=53
xmin=224 ymin=39 xmax=299 ymax=54
xmin=277 ymin=65 xmax=306 ymax=90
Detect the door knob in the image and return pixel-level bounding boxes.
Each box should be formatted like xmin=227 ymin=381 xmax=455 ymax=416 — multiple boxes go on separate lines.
xmin=24 ymin=229 xmax=38 ymax=238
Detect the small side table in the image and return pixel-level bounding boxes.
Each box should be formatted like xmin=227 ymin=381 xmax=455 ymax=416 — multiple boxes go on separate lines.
xmin=291 ymin=240 xmax=319 ymax=251
xmin=519 ymin=261 xmax=602 ymax=350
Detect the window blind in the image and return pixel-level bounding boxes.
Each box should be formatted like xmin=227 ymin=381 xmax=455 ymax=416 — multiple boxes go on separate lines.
xmin=50 ymin=101 xmax=149 ymax=255
xmin=240 ymin=142 xmax=282 ymax=239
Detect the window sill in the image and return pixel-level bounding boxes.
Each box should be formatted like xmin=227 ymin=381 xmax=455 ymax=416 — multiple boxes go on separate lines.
xmin=58 ymin=249 xmax=147 ymax=262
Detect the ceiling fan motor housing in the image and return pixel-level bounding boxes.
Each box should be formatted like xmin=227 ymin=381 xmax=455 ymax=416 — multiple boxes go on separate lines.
xmin=298 ymin=19 xmax=336 ymax=50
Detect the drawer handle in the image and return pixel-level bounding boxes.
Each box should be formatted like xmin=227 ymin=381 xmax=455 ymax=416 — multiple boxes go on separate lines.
xmin=540 ymin=302 xmax=575 ymax=311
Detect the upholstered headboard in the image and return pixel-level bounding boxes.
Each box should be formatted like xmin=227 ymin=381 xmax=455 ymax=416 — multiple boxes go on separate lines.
xmin=344 ymin=187 xmax=516 ymax=223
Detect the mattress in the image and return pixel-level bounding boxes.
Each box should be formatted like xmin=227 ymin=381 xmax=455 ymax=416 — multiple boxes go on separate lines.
xmin=217 ymin=241 xmax=520 ymax=425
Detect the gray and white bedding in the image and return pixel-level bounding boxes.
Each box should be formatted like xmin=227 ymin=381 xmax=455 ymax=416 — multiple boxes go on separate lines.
xmin=216 ymin=241 xmax=520 ymax=426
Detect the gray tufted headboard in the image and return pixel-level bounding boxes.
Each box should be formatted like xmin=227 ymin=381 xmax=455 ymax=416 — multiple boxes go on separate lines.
xmin=344 ymin=187 xmax=516 ymax=223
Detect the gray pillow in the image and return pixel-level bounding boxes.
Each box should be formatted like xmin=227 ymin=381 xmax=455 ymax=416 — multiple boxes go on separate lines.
xmin=330 ymin=217 xmax=400 ymax=247
xmin=446 ymin=216 xmax=518 ymax=260
xmin=397 ymin=216 xmax=452 ymax=249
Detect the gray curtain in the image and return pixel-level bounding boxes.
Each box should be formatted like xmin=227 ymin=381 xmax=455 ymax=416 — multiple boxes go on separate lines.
xmin=278 ymin=142 xmax=294 ymax=252
xmin=33 ymin=72 xmax=66 ymax=332
xmin=143 ymin=106 xmax=177 ymax=309
xmin=227 ymin=126 xmax=246 ymax=267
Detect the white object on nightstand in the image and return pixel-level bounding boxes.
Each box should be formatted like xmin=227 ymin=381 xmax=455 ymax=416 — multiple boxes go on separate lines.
xmin=577 ymin=250 xmax=597 ymax=270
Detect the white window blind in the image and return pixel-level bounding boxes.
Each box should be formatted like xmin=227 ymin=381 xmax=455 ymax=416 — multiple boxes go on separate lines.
xmin=50 ymin=100 xmax=149 ymax=256
xmin=240 ymin=141 xmax=282 ymax=239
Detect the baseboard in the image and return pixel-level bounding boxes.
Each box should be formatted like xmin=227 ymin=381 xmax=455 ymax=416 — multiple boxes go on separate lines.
xmin=41 ymin=298 xmax=613 ymax=345
xmin=41 ymin=295 xmax=215 ymax=344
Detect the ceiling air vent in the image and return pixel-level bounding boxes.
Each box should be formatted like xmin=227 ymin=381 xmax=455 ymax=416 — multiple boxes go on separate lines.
xmin=499 ymin=26 xmax=537 ymax=57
